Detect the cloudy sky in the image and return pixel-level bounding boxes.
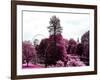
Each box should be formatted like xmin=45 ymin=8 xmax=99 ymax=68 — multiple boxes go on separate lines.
xmin=23 ymin=10 xmax=90 ymax=43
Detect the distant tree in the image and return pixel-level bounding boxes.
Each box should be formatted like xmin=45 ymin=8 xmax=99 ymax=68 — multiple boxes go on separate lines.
xmin=67 ymin=39 xmax=77 ymax=54
xmin=37 ymin=38 xmax=49 ymax=64
xmin=22 ymin=41 xmax=36 ymax=67
xmin=33 ymin=39 xmax=39 ymax=48
xmin=68 ymin=39 xmax=77 ymax=46
xmin=81 ymin=31 xmax=89 ymax=65
xmin=81 ymin=31 xmax=89 ymax=57
xmin=76 ymin=43 xmax=84 ymax=56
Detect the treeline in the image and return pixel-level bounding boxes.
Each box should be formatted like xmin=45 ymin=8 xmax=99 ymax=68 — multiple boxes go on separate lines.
xmin=22 ymin=31 xmax=89 ymax=67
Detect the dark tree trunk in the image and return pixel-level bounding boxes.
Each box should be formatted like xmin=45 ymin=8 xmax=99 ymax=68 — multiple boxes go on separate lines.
xmin=26 ymin=60 xmax=29 ymax=67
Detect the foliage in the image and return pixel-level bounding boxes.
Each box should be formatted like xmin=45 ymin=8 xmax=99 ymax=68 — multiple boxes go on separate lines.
xmin=22 ymin=41 xmax=36 ymax=66
xmin=67 ymin=39 xmax=77 ymax=54
xmin=47 ymin=16 xmax=62 ymax=35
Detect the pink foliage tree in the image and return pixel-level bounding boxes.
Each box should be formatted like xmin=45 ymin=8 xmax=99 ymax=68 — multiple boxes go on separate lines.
xmin=22 ymin=41 xmax=36 ymax=67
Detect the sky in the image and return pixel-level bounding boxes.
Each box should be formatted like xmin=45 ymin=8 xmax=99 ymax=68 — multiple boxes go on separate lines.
xmin=23 ymin=10 xmax=90 ymax=43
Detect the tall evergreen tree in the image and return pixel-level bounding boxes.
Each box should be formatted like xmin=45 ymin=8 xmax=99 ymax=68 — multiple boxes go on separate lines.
xmin=47 ymin=16 xmax=62 ymax=35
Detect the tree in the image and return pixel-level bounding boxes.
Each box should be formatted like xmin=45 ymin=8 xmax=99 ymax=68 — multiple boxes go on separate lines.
xmin=47 ymin=16 xmax=63 ymax=35
xmin=67 ymin=39 xmax=77 ymax=54
xmin=42 ymin=16 xmax=67 ymax=67
xmin=81 ymin=31 xmax=89 ymax=57
xmin=22 ymin=41 xmax=36 ymax=67
xmin=76 ymin=43 xmax=84 ymax=56
xmin=37 ymin=38 xmax=49 ymax=64
xmin=81 ymin=31 xmax=89 ymax=65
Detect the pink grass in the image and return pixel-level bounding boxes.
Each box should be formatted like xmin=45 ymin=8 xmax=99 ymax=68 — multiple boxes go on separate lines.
xmin=22 ymin=63 xmax=43 ymax=68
